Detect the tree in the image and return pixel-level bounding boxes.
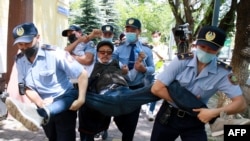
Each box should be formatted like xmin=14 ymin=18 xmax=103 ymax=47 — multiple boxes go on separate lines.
xmin=72 ymin=0 xmax=101 ymax=35
xmin=232 ymin=0 xmax=250 ymax=117
xmin=115 ymin=0 xmax=173 ymax=43
xmin=96 ymin=0 xmax=120 ymax=40
xmin=168 ymin=0 xmax=236 ymax=48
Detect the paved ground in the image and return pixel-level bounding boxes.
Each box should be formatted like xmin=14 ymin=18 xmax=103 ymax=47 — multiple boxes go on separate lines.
xmin=0 ymin=97 xmax=224 ymax=141
xmin=0 ymin=99 xmax=177 ymax=141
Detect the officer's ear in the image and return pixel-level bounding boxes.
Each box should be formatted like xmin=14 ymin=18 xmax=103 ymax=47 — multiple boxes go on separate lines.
xmin=34 ymin=34 xmax=40 ymax=41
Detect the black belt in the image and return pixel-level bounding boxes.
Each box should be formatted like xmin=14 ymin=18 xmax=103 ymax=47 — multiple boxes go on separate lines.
xmin=165 ymin=101 xmax=191 ymax=118
xmin=129 ymin=83 xmax=144 ymax=89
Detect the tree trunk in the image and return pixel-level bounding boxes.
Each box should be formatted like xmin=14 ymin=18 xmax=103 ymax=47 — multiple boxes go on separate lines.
xmin=231 ymin=0 xmax=250 ymax=117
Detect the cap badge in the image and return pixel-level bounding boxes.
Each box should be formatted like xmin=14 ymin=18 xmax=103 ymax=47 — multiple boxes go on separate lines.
xmin=205 ymin=31 xmax=216 ymax=41
xmin=16 ymin=27 xmax=25 ymax=36
xmin=128 ymin=19 xmax=134 ymax=25
xmin=106 ymin=26 xmax=111 ymax=31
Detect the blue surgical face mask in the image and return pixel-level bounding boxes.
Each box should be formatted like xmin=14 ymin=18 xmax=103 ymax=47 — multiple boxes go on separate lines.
xmin=101 ymin=37 xmax=113 ymax=42
xmin=125 ymin=32 xmax=137 ymax=43
xmin=196 ymin=48 xmax=216 ymax=64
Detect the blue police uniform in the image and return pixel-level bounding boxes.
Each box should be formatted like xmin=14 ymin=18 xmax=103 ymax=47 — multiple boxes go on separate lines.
xmin=111 ymin=17 xmax=155 ymax=141
xmin=112 ymin=41 xmax=154 ymax=86
xmin=72 ymin=41 xmax=96 ymax=56
xmin=151 ymin=52 xmax=242 ymax=141
xmin=151 ymin=26 xmax=243 ymax=141
xmin=16 ymin=44 xmax=84 ymax=141
xmin=112 ymin=34 xmax=154 ymax=141
xmin=16 ymin=44 xmax=83 ymax=99
xmin=158 ymin=52 xmax=241 ymax=105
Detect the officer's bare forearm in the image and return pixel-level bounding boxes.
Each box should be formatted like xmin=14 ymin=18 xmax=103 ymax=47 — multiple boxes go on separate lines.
xmin=77 ymin=70 xmax=88 ymax=104
xmin=75 ymin=53 xmax=94 ymax=65
xmin=64 ymin=40 xmax=79 ymax=53
xmin=151 ymin=80 xmax=173 ymax=102
xmin=25 ymin=88 xmax=44 ymax=108
xmin=217 ymin=95 xmax=247 ymax=115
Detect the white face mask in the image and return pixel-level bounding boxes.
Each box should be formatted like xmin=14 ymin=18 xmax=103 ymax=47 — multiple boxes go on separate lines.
xmin=97 ymin=58 xmax=112 ymax=64
xmin=152 ymin=37 xmax=160 ymax=43
xmin=101 ymin=37 xmax=113 ymax=42
xmin=125 ymin=32 xmax=137 ymax=43
xmin=196 ymin=48 xmax=216 ymax=64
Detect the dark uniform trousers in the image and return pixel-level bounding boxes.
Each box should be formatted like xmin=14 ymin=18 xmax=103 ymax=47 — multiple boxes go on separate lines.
xmin=150 ymin=101 xmax=207 ymax=141
xmin=150 ymin=80 xmax=210 ymax=141
xmin=113 ymin=83 xmax=144 ymax=141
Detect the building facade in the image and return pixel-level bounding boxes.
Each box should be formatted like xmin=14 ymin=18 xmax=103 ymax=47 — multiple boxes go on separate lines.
xmin=0 ymin=0 xmax=69 ymax=92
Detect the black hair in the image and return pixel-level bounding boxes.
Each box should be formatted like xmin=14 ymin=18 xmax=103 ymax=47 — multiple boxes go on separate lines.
xmin=96 ymin=41 xmax=114 ymax=52
xmin=151 ymin=30 xmax=161 ymax=36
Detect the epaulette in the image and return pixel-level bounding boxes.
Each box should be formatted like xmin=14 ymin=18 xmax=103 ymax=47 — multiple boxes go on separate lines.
xmin=88 ymin=41 xmax=95 ymax=48
xmin=177 ymin=52 xmax=194 ymax=60
xmin=15 ymin=52 xmax=24 ymax=60
xmin=217 ymin=60 xmax=232 ymax=71
xmin=41 ymin=44 xmax=57 ymax=50
xmin=118 ymin=41 xmax=125 ymax=46
xmin=142 ymin=43 xmax=153 ymax=49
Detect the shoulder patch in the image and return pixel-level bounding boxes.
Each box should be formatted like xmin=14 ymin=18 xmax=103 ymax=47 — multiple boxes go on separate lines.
xmin=118 ymin=41 xmax=125 ymax=46
xmin=15 ymin=52 xmax=24 ymax=60
xmin=41 ymin=44 xmax=57 ymax=50
xmin=217 ymin=60 xmax=232 ymax=71
xmin=228 ymin=73 xmax=238 ymax=85
xmin=142 ymin=43 xmax=153 ymax=49
xmin=177 ymin=52 xmax=194 ymax=60
xmin=88 ymin=41 xmax=95 ymax=48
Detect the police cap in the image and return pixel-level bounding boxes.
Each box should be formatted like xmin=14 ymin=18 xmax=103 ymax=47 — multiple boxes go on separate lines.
xmin=62 ymin=25 xmax=82 ymax=37
xmin=12 ymin=22 xmax=38 ymax=45
xmin=125 ymin=18 xmax=141 ymax=29
xmin=101 ymin=25 xmax=114 ymax=33
xmin=196 ymin=26 xmax=226 ymax=51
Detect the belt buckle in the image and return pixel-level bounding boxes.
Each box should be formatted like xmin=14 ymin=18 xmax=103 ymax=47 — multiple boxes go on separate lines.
xmin=177 ymin=109 xmax=185 ymax=118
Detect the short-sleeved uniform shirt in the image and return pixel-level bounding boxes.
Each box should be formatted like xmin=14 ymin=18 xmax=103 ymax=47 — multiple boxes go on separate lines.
xmin=156 ymin=51 xmax=242 ymax=104
xmin=71 ymin=41 xmax=96 ymax=56
xmin=16 ymin=44 xmax=84 ymax=99
xmin=112 ymin=41 xmax=155 ymax=86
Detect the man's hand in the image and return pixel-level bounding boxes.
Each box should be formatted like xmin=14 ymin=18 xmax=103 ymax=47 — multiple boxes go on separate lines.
xmin=137 ymin=52 xmax=146 ymax=62
xmin=89 ymin=29 xmax=102 ymax=39
xmin=193 ymin=108 xmax=219 ymax=123
xmin=134 ymin=61 xmax=146 ymax=73
xmin=43 ymin=97 xmax=54 ymax=106
xmin=121 ymin=65 xmax=129 ymax=74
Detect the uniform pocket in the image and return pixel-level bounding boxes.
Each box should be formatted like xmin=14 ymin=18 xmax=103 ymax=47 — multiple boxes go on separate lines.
xmin=119 ymin=56 xmax=129 ymax=65
xmin=39 ymin=70 xmax=55 ymax=85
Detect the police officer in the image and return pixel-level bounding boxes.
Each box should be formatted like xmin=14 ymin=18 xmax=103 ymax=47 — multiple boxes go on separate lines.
xmin=62 ymin=25 xmax=97 ymax=75
xmin=150 ymin=26 xmax=248 ymax=141
xmin=101 ymin=24 xmax=114 ymax=42
xmin=112 ymin=18 xmax=155 ymax=141
xmin=7 ymin=22 xmax=88 ymax=141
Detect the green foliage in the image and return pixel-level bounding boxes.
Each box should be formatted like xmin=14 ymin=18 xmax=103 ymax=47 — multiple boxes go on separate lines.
xmin=96 ymin=0 xmax=120 ymax=40
xmin=115 ymin=0 xmax=173 ymax=43
xmin=76 ymin=0 xmax=101 ymax=35
xmin=69 ymin=0 xmax=236 ymax=45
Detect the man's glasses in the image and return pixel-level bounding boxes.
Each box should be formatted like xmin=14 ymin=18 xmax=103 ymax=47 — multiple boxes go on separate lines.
xmin=98 ymin=50 xmax=113 ymax=55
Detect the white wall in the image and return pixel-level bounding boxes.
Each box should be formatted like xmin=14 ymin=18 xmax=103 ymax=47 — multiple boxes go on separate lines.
xmin=0 ymin=0 xmax=9 ymax=73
